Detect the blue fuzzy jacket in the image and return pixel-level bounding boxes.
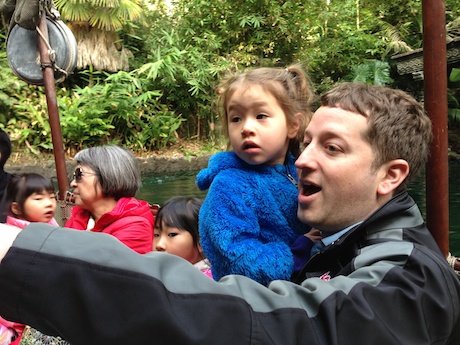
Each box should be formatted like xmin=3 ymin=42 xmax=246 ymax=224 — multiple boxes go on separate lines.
xmin=196 ymin=151 xmax=308 ymax=285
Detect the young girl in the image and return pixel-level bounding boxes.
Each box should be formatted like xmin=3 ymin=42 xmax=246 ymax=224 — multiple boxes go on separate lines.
xmin=154 ymin=196 xmax=212 ymax=278
xmin=196 ymin=64 xmax=315 ymax=285
xmin=0 ymin=173 xmax=59 ymax=345
xmin=3 ymin=173 xmax=59 ymax=228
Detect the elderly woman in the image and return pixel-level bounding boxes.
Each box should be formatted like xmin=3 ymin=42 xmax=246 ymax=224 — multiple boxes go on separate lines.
xmin=65 ymin=145 xmax=154 ymax=254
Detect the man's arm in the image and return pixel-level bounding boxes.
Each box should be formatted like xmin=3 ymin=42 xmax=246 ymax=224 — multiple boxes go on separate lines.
xmin=0 ymin=223 xmax=459 ymax=345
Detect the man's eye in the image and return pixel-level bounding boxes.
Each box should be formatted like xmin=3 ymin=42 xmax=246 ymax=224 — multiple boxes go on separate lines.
xmin=300 ymin=141 xmax=310 ymax=151
xmin=326 ymin=145 xmax=339 ymax=152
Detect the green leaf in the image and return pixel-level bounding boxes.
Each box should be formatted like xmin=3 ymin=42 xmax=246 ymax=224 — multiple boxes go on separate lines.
xmin=450 ymin=68 xmax=460 ymax=83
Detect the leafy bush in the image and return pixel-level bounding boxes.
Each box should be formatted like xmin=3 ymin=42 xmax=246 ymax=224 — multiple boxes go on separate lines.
xmin=58 ymin=70 xmax=185 ymax=153
xmin=448 ymin=68 xmax=460 ymax=128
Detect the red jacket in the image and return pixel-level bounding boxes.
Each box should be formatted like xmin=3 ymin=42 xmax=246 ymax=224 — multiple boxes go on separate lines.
xmin=65 ymin=197 xmax=154 ymax=254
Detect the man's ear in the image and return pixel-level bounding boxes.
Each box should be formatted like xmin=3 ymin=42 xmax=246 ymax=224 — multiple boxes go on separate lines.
xmin=11 ymin=202 xmax=22 ymax=217
xmin=288 ymin=113 xmax=302 ymax=139
xmin=377 ymin=159 xmax=409 ymax=196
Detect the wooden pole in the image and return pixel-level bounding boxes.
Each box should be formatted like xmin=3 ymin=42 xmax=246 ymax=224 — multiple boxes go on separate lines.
xmin=422 ymin=0 xmax=449 ymax=256
xmin=37 ymin=13 xmax=68 ymax=201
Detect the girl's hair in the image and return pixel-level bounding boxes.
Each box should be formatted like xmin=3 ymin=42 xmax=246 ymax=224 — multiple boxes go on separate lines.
xmin=154 ymin=196 xmax=204 ymax=247
xmin=74 ymin=145 xmax=141 ymax=200
xmin=5 ymin=173 xmax=55 ymax=216
xmin=216 ymin=63 xmax=315 ymax=157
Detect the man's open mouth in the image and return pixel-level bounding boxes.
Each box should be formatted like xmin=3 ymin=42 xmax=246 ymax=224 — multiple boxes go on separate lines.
xmin=301 ymin=182 xmax=321 ymax=196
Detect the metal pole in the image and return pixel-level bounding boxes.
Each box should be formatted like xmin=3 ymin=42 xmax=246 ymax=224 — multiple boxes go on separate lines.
xmin=37 ymin=13 xmax=68 ymax=201
xmin=422 ymin=0 xmax=449 ymax=256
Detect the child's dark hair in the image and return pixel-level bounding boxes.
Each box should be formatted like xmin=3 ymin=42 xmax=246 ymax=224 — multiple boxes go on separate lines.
xmin=154 ymin=196 xmax=203 ymax=247
xmin=5 ymin=173 xmax=55 ymax=217
xmin=216 ymin=63 xmax=315 ymax=157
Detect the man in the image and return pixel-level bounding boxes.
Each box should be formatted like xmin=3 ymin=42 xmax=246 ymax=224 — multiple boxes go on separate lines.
xmin=0 ymin=83 xmax=459 ymax=345
xmin=0 ymin=129 xmax=12 ymax=223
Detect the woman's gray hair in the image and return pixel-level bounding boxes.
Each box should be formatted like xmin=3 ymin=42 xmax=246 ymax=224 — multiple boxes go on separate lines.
xmin=74 ymin=145 xmax=141 ymax=199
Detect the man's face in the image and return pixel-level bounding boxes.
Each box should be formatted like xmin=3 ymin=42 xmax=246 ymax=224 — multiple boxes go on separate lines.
xmin=295 ymin=106 xmax=386 ymax=235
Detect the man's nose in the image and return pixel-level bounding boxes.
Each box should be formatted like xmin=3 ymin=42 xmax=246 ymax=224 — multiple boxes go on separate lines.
xmin=295 ymin=143 xmax=316 ymax=169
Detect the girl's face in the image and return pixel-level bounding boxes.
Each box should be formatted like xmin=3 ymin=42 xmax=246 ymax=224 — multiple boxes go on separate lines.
xmin=14 ymin=190 xmax=57 ymax=223
xmin=154 ymin=222 xmax=203 ymax=264
xmin=226 ymin=84 xmax=299 ymax=166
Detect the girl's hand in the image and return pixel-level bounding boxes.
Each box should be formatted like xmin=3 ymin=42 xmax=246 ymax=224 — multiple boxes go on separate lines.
xmin=304 ymin=228 xmax=322 ymax=242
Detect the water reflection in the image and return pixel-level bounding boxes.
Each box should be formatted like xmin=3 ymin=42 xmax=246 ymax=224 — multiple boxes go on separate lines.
xmin=407 ymin=160 xmax=460 ymax=255
xmin=138 ymin=161 xmax=460 ymax=255
xmin=137 ymin=171 xmax=206 ymax=206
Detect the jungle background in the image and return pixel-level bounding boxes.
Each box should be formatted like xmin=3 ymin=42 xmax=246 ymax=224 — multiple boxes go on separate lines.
xmin=1 ymin=0 xmax=460 ymax=160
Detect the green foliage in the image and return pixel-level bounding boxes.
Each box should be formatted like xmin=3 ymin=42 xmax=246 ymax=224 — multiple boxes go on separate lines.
xmin=58 ymin=70 xmax=185 ymax=152
xmin=137 ymin=23 xmax=231 ymax=141
xmin=348 ymin=60 xmax=394 ymax=85
xmin=172 ymin=0 xmax=308 ymax=66
xmin=2 ymin=0 xmax=460 ymax=156
xmin=297 ymin=0 xmax=399 ymax=92
xmin=451 ymin=68 xmax=460 ymax=83
xmin=58 ymin=84 xmax=115 ymax=151
xmin=448 ymin=68 xmax=460 ymax=128
xmin=54 ymin=0 xmax=144 ymax=31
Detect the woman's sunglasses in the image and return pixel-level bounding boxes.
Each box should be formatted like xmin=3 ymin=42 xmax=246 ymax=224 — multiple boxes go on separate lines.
xmin=73 ymin=167 xmax=97 ymax=182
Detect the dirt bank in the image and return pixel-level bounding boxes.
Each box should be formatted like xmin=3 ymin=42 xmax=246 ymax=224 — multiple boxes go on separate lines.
xmin=4 ymin=129 xmax=460 ymax=180
xmin=4 ymin=154 xmax=212 ymax=180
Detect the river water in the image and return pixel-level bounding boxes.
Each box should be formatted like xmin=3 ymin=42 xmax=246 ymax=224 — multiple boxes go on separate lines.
xmin=138 ymin=160 xmax=460 ymax=255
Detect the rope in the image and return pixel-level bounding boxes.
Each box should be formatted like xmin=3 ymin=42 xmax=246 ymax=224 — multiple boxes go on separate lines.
xmin=35 ymin=21 xmax=69 ymax=77
xmin=447 ymin=252 xmax=460 ymax=275
xmin=35 ymin=0 xmax=69 ymax=77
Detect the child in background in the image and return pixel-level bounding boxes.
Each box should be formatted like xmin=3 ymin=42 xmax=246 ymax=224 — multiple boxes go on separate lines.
xmin=0 ymin=173 xmax=58 ymax=345
xmin=154 ymin=196 xmax=212 ymax=278
xmin=196 ymin=64 xmax=315 ymax=285
xmin=3 ymin=173 xmax=58 ymax=228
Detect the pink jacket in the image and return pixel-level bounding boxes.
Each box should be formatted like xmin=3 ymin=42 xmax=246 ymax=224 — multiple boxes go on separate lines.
xmin=2 ymin=216 xmax=59 ymax=345
xmin=6 ymin=216 xmax=59 ymax=228
xmin=65 ymin=197 xmax=154 ymax=254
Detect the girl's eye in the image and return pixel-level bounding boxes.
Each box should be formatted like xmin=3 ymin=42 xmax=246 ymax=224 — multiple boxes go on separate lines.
xmin=168 ymin=233 xmax=178 ymax=238
xmin=230 ymin=116 xmax=241 ymax=123
xmin=153 ymin=233 xmax=159 ymax=238
xmin=256 ymin=113 xmax=268 ymax=119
